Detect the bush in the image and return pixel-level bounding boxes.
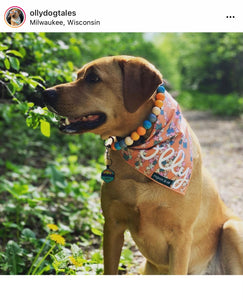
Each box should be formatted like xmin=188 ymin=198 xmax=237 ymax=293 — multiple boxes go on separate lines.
xmin=178 ymin=91 xmax=243 ymax=116
xmin=155 ymin=33 xmax=243 ymax=117
xmin=155 ymin=33 xmax=243 ymax=96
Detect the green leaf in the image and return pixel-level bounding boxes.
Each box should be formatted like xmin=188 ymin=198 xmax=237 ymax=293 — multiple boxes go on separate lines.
xmin=26 ymin=78 xmax=40 ymax=89
xmin=91 ymin=252 xmax=103 ymax=264
xmin=8 ymin=183 xmax=29 ymax=196
xmin=40 ymin=120 xmax=51 ymax=137
xmin=2 ymin=222 xmax=21 ymax=229
xmin=5 ymin=161 xmax=21 ymax=172
xmin=9 ymin=56 xmax=20 ymax=71
xmin=29 ymin=75 xmax=45 ymax=82
xmin=21 ymin=228 xmax=36 ymax=240
xmin=6 ymin=50 xmax=23 ymax=58
xmin=26 ymin=116 xmax=32 ymax=127
xmin=4 ymin=58 xmax=10 ymax=69
xmin=91 ymin=227 xmax=103 ymax=236
xmin=12 ymin=97 xmax=20 ymax=103
xmin=0 ymin=45 xmax=8 ymax=51
xmin=68 ymin=155 xmax=78 ymax=164
xmin=19 ymin=48 xmax=26 ymax=57
xmin=5 ymin=240 xmax=25 ymax=275
xmin=11 ymin=77 xmax=24 ymax=91
xmin=67 ymin=61 xmax=74 ymax=71
xmin=26 ymin=115 xmax=40 ymax=129
xmin=7 ymin=82 xmax=16 ymax=95
xmin=238 ymin=97 xmax=243 ymax=105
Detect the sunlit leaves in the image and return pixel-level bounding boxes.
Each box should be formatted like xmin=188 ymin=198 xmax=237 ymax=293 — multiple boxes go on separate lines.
xmin=40 ymin=120 xmax=51 ymax=138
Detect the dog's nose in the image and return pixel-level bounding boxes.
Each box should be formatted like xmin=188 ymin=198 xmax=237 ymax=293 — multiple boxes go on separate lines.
xmin=42 ymin=89 xmax=58 ymax=106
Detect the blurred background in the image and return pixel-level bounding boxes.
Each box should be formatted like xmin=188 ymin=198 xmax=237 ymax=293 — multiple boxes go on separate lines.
xmin=0 ymin=32 xmax=242 ymax=275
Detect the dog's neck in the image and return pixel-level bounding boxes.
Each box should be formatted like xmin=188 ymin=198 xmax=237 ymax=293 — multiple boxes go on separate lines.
xmin=125 ymin=99 xmax=154 ymax=144
xmin=11 ymin=16 xmax=21 ymax=24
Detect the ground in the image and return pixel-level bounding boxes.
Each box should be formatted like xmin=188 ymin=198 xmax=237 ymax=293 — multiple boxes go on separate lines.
xmin=126 ymin=110 xmax=243 ymax=274
xmin=184 ymin=110 xmax=243 ymax=219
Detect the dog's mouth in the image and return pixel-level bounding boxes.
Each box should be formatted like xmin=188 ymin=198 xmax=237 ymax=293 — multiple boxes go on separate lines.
xmin=59 ymin=112 xmax=107 ymax=134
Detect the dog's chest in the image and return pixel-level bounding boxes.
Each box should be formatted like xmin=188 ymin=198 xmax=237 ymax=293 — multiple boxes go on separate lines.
xmin=102 ymin=152 xmax=184 ymax=266
xmin=102 ymin=178 xmax=173 ymax=266
xmin=129 ymin=223 xmax=169 ymax=266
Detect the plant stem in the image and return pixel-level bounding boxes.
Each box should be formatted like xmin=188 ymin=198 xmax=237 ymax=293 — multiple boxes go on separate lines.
xmin=32 ymin=244 xmax=56 ymax=275
xmin=27 ymin=235 xmax=49 ymax=275
xmin=12 ymin=253 xmax=17 ymax=275
xmin=37 ymin=264 xmax=51 ymax=275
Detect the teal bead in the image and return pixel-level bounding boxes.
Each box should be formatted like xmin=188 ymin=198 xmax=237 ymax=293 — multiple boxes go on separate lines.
xmin=149 ymin=113 xmax=157 ymax=123
xmin=114 ymin=142 xmax=121 ymax=150
xmin=119 ymin=139 xmax=127 ymax=149
xmin=143 ymin=120 xmax=152 ymax=129
xmin=157 ymin=85 xmax=165 ymax=93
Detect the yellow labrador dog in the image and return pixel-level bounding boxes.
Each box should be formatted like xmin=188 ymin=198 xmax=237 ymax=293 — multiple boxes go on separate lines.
xmin=43 ymin=56 xmax=243 ymax=275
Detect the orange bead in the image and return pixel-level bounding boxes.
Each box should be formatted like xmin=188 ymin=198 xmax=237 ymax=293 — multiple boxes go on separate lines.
xmin=137 ymin=126 xmax=146 ymax=136
xmin=131 ymin=131 xmax=140 ymax=141
xmin=156 ymin=93 xmax=165 ymax=101
xmin=111 ymin=143 xmax=117 ymax=150
xmin=155 ymin=100 xmax=163 ymax=108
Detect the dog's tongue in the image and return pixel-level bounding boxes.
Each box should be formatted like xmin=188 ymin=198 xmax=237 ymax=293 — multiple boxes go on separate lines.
xmin=68 ymin=114 xmax=100 ymax=123
xmin=60 ymin=112 xmax=106 ymax=134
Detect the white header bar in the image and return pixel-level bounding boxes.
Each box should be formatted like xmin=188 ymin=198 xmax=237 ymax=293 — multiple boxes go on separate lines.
xmin=1 ymin=0 xmax=243 ymax=32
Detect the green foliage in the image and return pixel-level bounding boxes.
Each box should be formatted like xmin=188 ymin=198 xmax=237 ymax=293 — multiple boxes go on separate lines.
xmin=178 ymin=91 xmax=243 ymax=116
xmin=153 ymin=33 xmax=182 ymax=90
xmin=0 ymin=44 xmax=45 ymax=100
xmin=155 ymin=33 xmax=243 ymax=116
xmin=0 ymin=100 xmax=132 ymax=275
xmin=1 ymin=240 xmax=25 ymax=274
xmin=155 ymin=33 xmax=243 ymax=94
xmin=0 ymin=94 xmax=106 ymax=274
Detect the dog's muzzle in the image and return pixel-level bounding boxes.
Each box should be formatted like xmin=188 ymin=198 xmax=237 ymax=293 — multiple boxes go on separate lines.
xmin=42 ymin=88 xmax=107 ymax=134
xmin=42 ymin=89 xmax=59 ymax=113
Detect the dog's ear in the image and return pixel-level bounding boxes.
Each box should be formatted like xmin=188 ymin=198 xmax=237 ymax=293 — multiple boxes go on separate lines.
xmin=119 ymin=57 xmax=162 ymax=113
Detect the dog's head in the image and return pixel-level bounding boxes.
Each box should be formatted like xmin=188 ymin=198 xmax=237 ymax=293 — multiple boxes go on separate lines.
xmin=43 ymin=56 xmax=162 ymax=139
xmin=9 ymin=8 xmax=21 ymax=18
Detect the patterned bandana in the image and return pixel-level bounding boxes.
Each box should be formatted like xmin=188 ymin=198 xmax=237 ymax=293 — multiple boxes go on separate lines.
xmin=120 ymin=91 xmax=193 ymax=195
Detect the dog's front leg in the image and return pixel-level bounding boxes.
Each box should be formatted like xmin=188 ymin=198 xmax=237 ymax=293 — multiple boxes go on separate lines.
xmin=103 ymin=220 xmax=126 ymax=274
xmin=168 ymin=234 xmax=192 ymax=275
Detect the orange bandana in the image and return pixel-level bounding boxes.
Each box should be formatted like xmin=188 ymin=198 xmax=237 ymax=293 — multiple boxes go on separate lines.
xmin=120 ymin=91 xmax=193 ymax=195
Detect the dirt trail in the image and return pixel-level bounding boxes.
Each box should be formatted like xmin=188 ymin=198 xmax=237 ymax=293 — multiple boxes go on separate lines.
xmin=128 ymin=110 xmax=243 ymax=273
xmin=184 ymin=110 xmax=243 ymax=219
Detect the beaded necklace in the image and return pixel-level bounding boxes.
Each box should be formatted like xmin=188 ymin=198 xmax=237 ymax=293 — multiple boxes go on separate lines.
xmin=101 ymin=83 xmax=165 ymax=183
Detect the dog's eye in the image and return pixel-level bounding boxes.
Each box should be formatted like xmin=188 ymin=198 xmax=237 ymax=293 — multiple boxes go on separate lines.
xmin=85 ymin=72 xmax=100 ymax=83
